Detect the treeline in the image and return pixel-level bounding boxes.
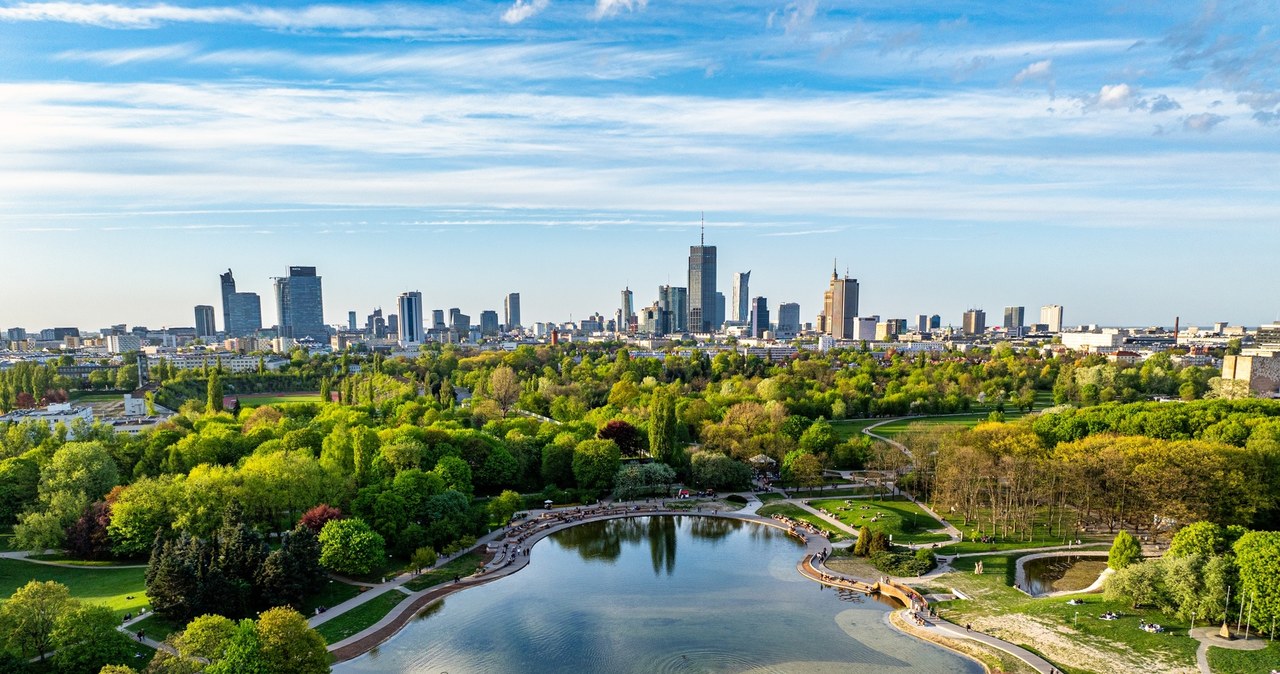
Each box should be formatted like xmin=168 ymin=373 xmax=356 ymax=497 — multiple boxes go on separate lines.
xmin=1029 ymin=398 xmax=1280 ymax=448
xmin=1051 ymin=352 xmax=1217 ymax=405
xmin=0 ymin=361 xmax=72 ymax=411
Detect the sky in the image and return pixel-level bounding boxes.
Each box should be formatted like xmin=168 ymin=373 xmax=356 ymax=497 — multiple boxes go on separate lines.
xmin=1 ymin=0 xmax=1278 ymax=332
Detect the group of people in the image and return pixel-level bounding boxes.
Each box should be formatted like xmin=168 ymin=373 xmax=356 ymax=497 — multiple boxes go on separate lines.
xmin=1138 ymin=620 xmax=1165 ymax=633
xmin=1099 ymin=611 xmax=1120 ymax=620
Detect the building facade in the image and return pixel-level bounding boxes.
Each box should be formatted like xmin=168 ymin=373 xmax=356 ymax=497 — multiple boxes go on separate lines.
xmin=777 ymin=302 xmax=801 ymax=336
xmin=504 ymin=293 xmax=521 ymax=330
xmin=1003 ymin=306 xmax=1025 ymax=331
xmin=962 ymin=309 xmax=986 ymax=335
xmin=749 ymin=296 xmax=770 ymax=339
xmin=194 ymin=305 xmax=216 ymax=338
xmin=820 ymin=266 xmax=859 ymax=339
xmin=397 ymin=291 xmax=423 ymax=347
xmin=273 ymin=266 xmax=326 ymax=341
xmin=687 ymin=235 xmax=717 ymax=333
xmin=1040 ymin=304 xmax=1064 ymax=333
xmin=731 ymin=271 xmax=750 ymax=322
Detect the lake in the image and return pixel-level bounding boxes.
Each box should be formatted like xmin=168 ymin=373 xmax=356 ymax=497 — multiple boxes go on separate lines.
xmin=335 ymin=516 xmax=983 ymax=673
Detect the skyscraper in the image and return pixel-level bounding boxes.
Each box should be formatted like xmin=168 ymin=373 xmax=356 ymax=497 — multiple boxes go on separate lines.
xmin=915 ymin=314 xmax=929 ymax=333
xmin=479 ymin=310 xmax=499 ymax=335
xmin=715 ymin=292 xmax=726 ymax=330
xmin=432 ymin=309 xmax=446 ymax=330
xmin=227 ymin=293 xmax=261 ymax=337
xmin=821 ymin=264 xmax=859 ymax=340
xmin=749 ymin=296 xmax=770 ymax=339
xmin=504 ymin=293 xmax=521 ymax=330
xmin=397 ymin=291 xmax=423 ymax=347
xmin=963 ymin=309 xmax=986 ymax=335
xmin=1003 ymin=306 xmax=1025 ymax=333
xmin=731 ymin=271 xmax=751 ymax=322
xmin=194 ymin=305 xmax=216 ymax=338
xmin=273 ymin=266 xmax=326 ymax=340
xmin=659 ymin=285 xmax=688 ymax=333
xmin=1040 ymin=304 xmax=1064 ymax=333
xmin=620 ymin=287 xmax=634 ymax=334
xmin=687 ymin=227 xmax=717 ymax=333
xmin=347 ymin=311 xmax=357 ymax=331
xmin=219 ymin=269 xmax=236 ymax=335
xmin=777 ymin=302 xmax=801 ymax=336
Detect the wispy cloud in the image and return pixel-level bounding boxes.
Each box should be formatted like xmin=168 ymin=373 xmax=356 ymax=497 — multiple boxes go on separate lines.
xmin=502 ymin=0 xmax=549 ymax=25
xmin=1183 ymin=112 xmax=1226 ymax=132
xmin=592 ymin=0 xmax=646 ymax=21
xmin=0 ymin=2 xmax=456 ymax=30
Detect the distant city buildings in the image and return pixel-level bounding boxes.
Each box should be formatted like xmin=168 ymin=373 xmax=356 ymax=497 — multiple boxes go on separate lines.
xmin=273 ymin=266 xmax=326 ymax=341
xmin=194 ymin=305 xmax=216 ymax=338
xmin=819 ymin=264 xmax=859 ymax=340
xmin=219 ymin=269 xmax=262 ymax=337
xmin=504 ymin=293 xmax=521 ymax=331
xmin=749 ymin=297 xmax=770 ymax=338
xmin=963 ymin=309 xmax=986 ymax=335
xmin=659 ymin=285 xmax=688 ymax=333
xmin=687 ymin=230 xmax=717 ymax=333
xmin=731 ymin=271 xmax=750 ymax=322
xmin=479 ymin=310 xmax=500 ymax=336
xmin=777 ymin=302 xmax=801 ymax=337
xmin=397 ymin=291 xmax=423 ymax=347
xmin=1041 ymin=304 xmax=1064 ymax=333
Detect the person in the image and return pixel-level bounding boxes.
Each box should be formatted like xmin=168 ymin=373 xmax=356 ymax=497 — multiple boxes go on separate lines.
xmin=137 ymin=629 xmax=145 ymax=642
xmin=965 ymin=623 xmax=971 ymax=631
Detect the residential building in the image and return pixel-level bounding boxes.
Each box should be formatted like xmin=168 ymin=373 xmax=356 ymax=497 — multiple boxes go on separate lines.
xmin=504 ymin=293 xmax=521 ymax=330
xmin=1040 ymin=304 xmax=1064 ymax=333
xmin=194 ymin=305 xmax=216 ymax=338
xmin=1222 ymin=353 xmax=1280 ymax=396
xmin=106 ymin=334 xmax=142 ymax=354
xmin=687 ymin=230 xmax=717 ymax=333
xmin=731 ymin=271 xmax=751 ymax=322
xmin=749 ymin=297 xmax=770 ymax=339
xmin=273 ymin=266 xmax=326 ymax=340
xmin=397 ymin=291 xmax=423 ymax=347
xmin=962 ymin=309 xmax=986 ymax=335
xmin=820 ymin=264 xmax=859 ymax=339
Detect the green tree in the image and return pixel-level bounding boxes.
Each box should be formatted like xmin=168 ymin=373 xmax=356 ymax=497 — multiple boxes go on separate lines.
xmin=411 ymin=546 xmax=438 ymax=572
xmin=254 ymin=606 xmax=329 ymax=674
xmin=207 ymin=371 xmax=224 ymax=413
xmin=318 ymin=517 xmax=386 ymax=576
xmin=174 ymin=613 xmax=237 ymax=663
xmin=488 ymin=489 xmax=523 ymax=525
xmin=0 ymin=580 xmax=73 ymax=660
xmin=1233 ymin=531 xmax=1280 ymax=634
xmin=649 ymin=391 xmax=680 ymax=470
xmin=572 ymin=439 xmax=621 ymax=493
xmin=50 ymin=603 xmax=135 ymax=673
xmin=1109 ymin=530 xmax=1142 ymax=570
xmin=689 ymin=451 xmax=751 ymax=491
xmin=854 ymin=525 xmax=871 ymax=557
xmin=798 ymin=417 xmax=837 ymax=455
xmin=490 ymin=366 xmax=520 ymax=417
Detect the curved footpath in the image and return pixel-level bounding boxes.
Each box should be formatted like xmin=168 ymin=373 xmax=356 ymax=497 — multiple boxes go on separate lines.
xmin=322 ymin=497 xmax=1060 ymax=674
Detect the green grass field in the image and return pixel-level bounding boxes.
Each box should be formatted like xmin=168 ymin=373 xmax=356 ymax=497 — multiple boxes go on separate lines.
xmin=233 ymin=392 xmax=324 ymax=407
xmin=809 ymin=497 xmax=950 ymax=544
xmin=315 ymin=590 xmax=408 ymax=644
xmin=0 ymin=557 xmax=148 ymax=617
xmin=129 ymin=613 xmax=183 ymax=642
xmin=299 ymin=578 xmax=366 ymax=615
xmin=1207 ymin=640 xmax=1280 ymax=674
xmin=403 ymin=553 xmax=485 ymax=592
xmin=756 ymin=503 xmax=845 ymax=541
xmin=783 ymin=486 xmax=879 ymax=498
xmin=933 ymin=506 xmax=1105 ymax=555
xmin=756 ymin=492 xmax=784 ymax=503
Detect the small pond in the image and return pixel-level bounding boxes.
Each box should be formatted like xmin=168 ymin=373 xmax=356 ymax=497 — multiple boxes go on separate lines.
xmin=1023 ymin=555 xmax=1108 ymax=596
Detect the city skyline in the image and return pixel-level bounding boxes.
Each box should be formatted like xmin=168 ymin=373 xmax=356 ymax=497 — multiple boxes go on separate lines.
xmin=1 ymin=1 xmax=1278 ymax=327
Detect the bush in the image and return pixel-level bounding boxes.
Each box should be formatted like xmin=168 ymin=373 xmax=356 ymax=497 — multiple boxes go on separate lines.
xmin=868 ymin=549 xmax=935 ymax=577
xmin=724 ymin=494 xmax=748 ymax=505
xmin=318 ymin=518 xmax=386 ymax=576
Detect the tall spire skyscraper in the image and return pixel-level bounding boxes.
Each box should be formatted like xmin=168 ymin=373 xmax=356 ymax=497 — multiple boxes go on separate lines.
xmin=821 ymin=261 xmax=859 ymax=340
xmin=687 ymin=219 xmax=717 ymax=333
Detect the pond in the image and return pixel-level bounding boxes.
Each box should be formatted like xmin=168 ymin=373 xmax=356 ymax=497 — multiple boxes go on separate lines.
xmin=1022 ymin=555 xmax=1109 ymax=596
xmin=334 ymin=516 xmax=984 ymax=673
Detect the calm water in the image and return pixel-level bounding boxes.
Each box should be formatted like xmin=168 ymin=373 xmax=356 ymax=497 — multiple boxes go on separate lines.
xmin=1023 ymin=555 xmax=1108 ymax=596
xmin=335 ymin=516 xmax=983 ymax=674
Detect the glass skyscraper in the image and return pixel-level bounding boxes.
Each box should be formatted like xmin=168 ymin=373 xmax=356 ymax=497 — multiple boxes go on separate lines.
xmin=687 ymin=232 xmax=717 ymax=333
xmin=274 ymin=266 xmax=326 ymax=341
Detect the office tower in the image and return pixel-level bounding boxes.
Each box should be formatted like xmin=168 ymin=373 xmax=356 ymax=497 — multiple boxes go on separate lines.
xmin=480 ymin=310 xmax=500 ymax=335
xmin=820 ymin=263 xmax=859 ymax=339
xmin=432 ymin=309 xmax=446 ymax=330
xmin=450 ymin=309 xmax=471 ymax=333
xmin=1040 ymin=304 xmax=1064 ymax=333
xmin=1003 ymin=306 xmax=1025 ymax=331
xmin=929 ymin=314 xmax=941 ymax=330
xmin=227 ymin=293 xmax=262 ymax=336
xmin=749 ymin=297 xmax=770 ymax=339
xmin=397 ymin=292 xmax=423 ymax=346
xmin=658 ymin=285 xmax=688 ymax=332
xmin=194 ymin=305 xmax=216 ymax=338
xmin=386 ymin=314 xmax=398 ymax=337
xmin=963 ymin=309 xmax=986 ymax=335
xmin=915 ymin=314 xmax=929 ymax=333
xmin=504 ymin=293 xmax=521 ymax=330
xmin=687 ymin=227 xmax=717 ymax=333
xmin=273 ymin=266 xmax=326 ymax=340
xmin=777 ymin=302 xmax=801 ymax=336
xmin=5 ymin=328 xmax=26 ymax=341
xmin=347 ymin=311 xmax=357 ymax=331
xmin=366 ymin=308 xmax=386 ymax=337
xmin=620 ymin=287 xmax=634 ymax=333
xmin=731 ymin=271 xmax=751 ymax=322
xmin=219 ymin=269 xmax=236 ymax=336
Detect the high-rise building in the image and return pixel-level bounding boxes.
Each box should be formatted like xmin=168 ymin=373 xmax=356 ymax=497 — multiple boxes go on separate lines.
xmin=432 ymin=309 xmax=446 ymax=330
xmin=219 ymin=269 xmax=236 ymax=337
xmin=620 ymin=288 xmax=635 ymax=334
xmin=1040 ymin=304 xmax=1064 ymax=333
xmin=347 ymin=311 xmax=357 ymax=331
xmin=749 ymin=297 xmax=770 ymax=339
xmin=479 ymin=310 xmax=500 ymax=336
xmin=963 ymin=309 xmax=986 ymax=335
xmin=914 ymin=314 xmax=929 ymax=333
xmin=450 ymin=308 xmax=471 ymax=333
xmin=397 ymin=291 xmax=423 ymax=347
xmin=777 ymin=302 xmax=801 ymax=336
xmin=366 ymin=308 xmax=386 ymax=338
xmin=658 ymin=285 xmax=688 ymax=332
xmin=227 ymin=292 xmax=262 ymax=336
xmin=731 ymin=271 xmax=751 ymax=322
xmin=929 ymin=315 xmax=942 ymax=330
xmin=687 ymin=228 xmax=717 ymax=333
xmin=820 ymin=264 xmax=859 ymax=339
xmin=273 ymin=266 xmax=326 ymax=341
xmin=194 ymin=305 xmax=216 ymax=338
xmin=504 ymin=293 xmax=521 ymax=330
xmin=1003 ymin=306 xmax=1025 ymax=332
xmin=715 ymin=292 xmax=726 ymax=330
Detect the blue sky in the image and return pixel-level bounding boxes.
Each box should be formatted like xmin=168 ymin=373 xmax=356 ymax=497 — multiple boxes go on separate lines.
xmin=1 ymin=0 xmax=1277 ymax=331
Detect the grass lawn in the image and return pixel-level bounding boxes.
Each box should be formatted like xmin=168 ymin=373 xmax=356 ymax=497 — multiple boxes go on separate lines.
xmin=314 ymin=590 xmax=407 ymax=644
xmin=934 ymin=506 xmax=1107 ymax=555
xmin=1207 ymin=640 xmax=1280 ymax=674
xmin=69 ymin=391 xmax=129 ymax=402
xmin=0 ymin=557 xmax=147 ymax=618
xmin=233 ymin=392 xmax=324 ymax=407
xmin=129 ymin=613 xmax=184 ymax=642
xmin=403 ymin=553 xmax=485 ymax=592
xmin=830 ymin=418 xmax=885 ymax=440
xmin=756 ymin=492 xmax=784 ymax=503
xmin=299 ymin=578 xmax=366 ymax=614
xmin=756 ymin=503 xmax=845 ymax=541
xmin=27 ymin=553 xmax=146 ymax=567
xmin=784 ymin=486 xmax=879 ymax=498
xmin=809 ymin=496 xmax=950 ymax=544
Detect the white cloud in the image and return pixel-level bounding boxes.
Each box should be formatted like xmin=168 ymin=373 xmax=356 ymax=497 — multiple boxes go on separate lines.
xmin=1183 ymin=112 xmax=1226 ymax=132
xmin=0 ymin=2 xmax=452 ymax=30
xmin=768 ymin=0 xmax=818 ymax=37
xmin=56 ymin=43 xmax=197 ymax=65
xmin=501 ymin=0 xmax=548 ymax=25
xmin=1086 ymin=83 xmax=1136 ymax=110
xmin=592 ymin=0 xmax=646 ymax=20
xmin=1012 ymin=59 xmax=1052 ymax=85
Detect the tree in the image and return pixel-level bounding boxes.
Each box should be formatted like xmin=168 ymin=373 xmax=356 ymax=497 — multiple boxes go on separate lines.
xmin=1109 ymin=530 xmax=1142 ymax=570
xmin=65 ymin=500 xmax=112 ymax=560
xmin=411 ymin=546 xmax=438 ymax=572
xmin=318 ymin=517 xmax=386 ymax=576
xmin=50 ymin=603 xmax=135 ymax=673
xmin=1233 ymin=531 xmax=1280 ymax=634
xmin=488 ymin=489 xmax=523 ymax=525
xmin=207 ymin=371 xmax=224 ymax=413
xmin=257 ymin=526 xmax=325 ymax=610
xmin=689 ymin=451 xmax=752 ymax=491
xmin=598 ymin=420 xmax=644 ymax=457
xmin=572 ymin=439 xmax=621 ymax=493
xmin=798 ymin=417 xmax=837 ymax=456
xmin=649 ymin=392 xmax=683 ymax=472
xmin=490 ymin=366 xmax=520 ymax=417
xmin=0 ymin=580 xmax=73 ymax=660
xmin=174 ymin=613 xmax=237 ymax=663
xmin=254 ymin=607 xmax=329 ymax=674
xmin=1105 ymin=559 xmax=1166 ymax=609
xmin=298 ymin=504 xmax=343 ymax=533
xmin=853 ymin=525 xmax=871 ymax=556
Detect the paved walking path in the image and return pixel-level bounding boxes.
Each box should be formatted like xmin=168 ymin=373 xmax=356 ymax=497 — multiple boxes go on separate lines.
xmin=892 ymin=608 xmax=1060 ymax=674
xmin=1189 ymin=626 xmax=1268 ymax=674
